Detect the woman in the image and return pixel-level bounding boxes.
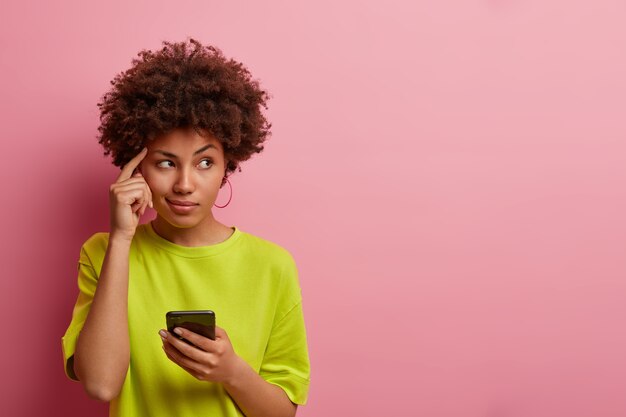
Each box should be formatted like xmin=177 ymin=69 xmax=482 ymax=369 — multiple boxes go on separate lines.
xmin=62 ymin=39 xmax=310 ymax=417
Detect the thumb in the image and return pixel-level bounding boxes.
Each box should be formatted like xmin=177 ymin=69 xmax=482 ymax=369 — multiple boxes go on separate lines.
xmin=214 ymin=326 xmax=228 ymax=340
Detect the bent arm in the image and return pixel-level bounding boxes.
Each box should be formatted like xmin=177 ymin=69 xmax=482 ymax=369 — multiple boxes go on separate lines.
xmin=224 ymin=359 xmax=297 ymax=417
xmin=73 ymin=236 xmax=132 ymax=401
xmin=160 ymin=326 xmax=300 ymax=417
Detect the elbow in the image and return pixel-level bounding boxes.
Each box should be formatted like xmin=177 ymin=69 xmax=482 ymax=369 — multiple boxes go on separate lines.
xmin=83 ymin=381 xmax=122 ymax=402
xmin=73 ymin=352 xmax=125 ymax=402
xmin=75 ymin=364 xmax=122 ymax=402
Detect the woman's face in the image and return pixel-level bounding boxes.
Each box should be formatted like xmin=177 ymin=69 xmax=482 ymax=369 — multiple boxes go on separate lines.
xmin=140 ymin=128 xmax=227 ymax=230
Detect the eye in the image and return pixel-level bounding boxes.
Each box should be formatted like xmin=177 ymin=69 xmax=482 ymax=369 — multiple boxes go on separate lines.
xmin=198 ymin=158 xmax=213 ymax=169
xmin=157 ymin=160 xmax=174 ymax=168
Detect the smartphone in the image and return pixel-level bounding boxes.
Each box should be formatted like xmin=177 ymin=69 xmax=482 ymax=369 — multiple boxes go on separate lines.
xmin=166 ymin=310 xmax=216 ymax=343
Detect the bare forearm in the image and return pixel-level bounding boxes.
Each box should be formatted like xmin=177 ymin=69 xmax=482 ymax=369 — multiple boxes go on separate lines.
xmin=223 ymin=358 xmax=297 ymax=417
xmin=74 ymin=236 xmax=132 ymax=401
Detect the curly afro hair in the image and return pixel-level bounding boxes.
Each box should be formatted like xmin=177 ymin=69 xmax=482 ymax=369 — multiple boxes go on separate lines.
xmin=97 ymin=38 xmax=271 ymax=180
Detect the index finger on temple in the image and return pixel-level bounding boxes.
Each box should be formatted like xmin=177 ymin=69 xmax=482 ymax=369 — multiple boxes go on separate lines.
xmin=116 ymin=148 xmax=148 ymax=182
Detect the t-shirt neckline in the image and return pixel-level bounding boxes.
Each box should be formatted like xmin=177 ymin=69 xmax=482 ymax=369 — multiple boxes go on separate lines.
xmin=141 ymin=222 xmax=243 ymax=258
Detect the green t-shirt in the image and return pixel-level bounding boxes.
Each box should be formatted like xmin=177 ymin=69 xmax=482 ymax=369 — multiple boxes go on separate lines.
xmin=62 ymin=223 xmax=310 ymax=417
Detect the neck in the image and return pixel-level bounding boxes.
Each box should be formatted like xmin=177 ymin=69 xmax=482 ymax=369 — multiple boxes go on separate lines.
xmin=150 ymin=215 xmax=233 ymax=247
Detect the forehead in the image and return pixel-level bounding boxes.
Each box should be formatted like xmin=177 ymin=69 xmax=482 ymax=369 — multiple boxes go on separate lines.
xmin=149 ymin=128 xmax=224 ymax=154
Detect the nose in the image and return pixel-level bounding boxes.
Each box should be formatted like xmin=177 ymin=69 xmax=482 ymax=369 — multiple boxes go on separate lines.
xmin=172 ymin=166 xmax=195 ymax=194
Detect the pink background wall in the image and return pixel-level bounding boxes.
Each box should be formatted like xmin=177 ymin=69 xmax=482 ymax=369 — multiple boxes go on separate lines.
xmin=1 ymin=1 xmax=625 ymax=416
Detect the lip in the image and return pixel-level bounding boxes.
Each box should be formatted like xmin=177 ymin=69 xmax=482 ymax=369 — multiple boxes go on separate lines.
xmin=166 ymin=198 xmax=199 ymax=214
xmin=167 ymin=199 xmax=198 ymax=206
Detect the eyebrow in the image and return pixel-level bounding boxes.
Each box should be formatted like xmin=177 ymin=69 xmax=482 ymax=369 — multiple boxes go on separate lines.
xmin=154 ymin=144 xmax=217 ymax=158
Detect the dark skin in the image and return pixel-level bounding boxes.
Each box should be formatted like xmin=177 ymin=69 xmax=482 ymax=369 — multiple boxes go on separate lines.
xmin=75 ymin=131 xmax=297 ymax=417
xmin=159 ymin=326 xmax=297 ymax=417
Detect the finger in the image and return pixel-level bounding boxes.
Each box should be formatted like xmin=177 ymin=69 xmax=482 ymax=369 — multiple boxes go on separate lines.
xmin=163 ymin=340 xmax=196 ymax=365
xmin=116 ymin=176 xmax=147 ymax=185
xmin=129 ymin=173 xmax=153 ymax=207
xmin=123 ymin=192 xmax=146 ymax=211
xmin=136 ymin=192 xmax=150 ymax=216
xmin=162 ymin=340 xmax=206 ymax=374
xmin=214 ymin=326 xmax=227 ymax=340
xmin=118 ymin=175 xmax=154 ymax=209
xmin=113 ymin=181 xmax=152 ymax=200
xmin=131 ymin=202 xmax=142 ymax=214
xmin=141 ymin=193 xmax=151 ymax=214
xmin=172 ymin=327 xmax=215 ymax=352
xmin=112 ymin=183 xmax=151 ymax=205
xmin=166 ymin=330 xmax=211 ymax=361
xmin=116 ymin=148 xmax=148 ymax=183
xmin=164 ymin=349 xmax=200 ymax=377
xmin=134 ymin=187 xmax=152 ymax=215
xmin=139 ymin=193 xmax=149 ymax=216
xmin=162 ymin=343 xmax=195 ymax=369
xmin=145 ymin=183 xmax=153 ymax=208
xmin=162 ymin=346 xmax=205 ymax=380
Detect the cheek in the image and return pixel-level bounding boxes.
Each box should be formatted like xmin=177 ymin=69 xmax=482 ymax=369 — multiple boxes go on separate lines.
xmin=142 ymin=173 xmax=165 ymax=194
xmin=211 ymin=176 xmax=226 ymax=192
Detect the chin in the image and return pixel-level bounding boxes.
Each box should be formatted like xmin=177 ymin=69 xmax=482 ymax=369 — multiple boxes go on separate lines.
xmin=153 ymin=211 xmax=200 ymax=229
xmin=164 ymin=217 xmax=203 ymax=229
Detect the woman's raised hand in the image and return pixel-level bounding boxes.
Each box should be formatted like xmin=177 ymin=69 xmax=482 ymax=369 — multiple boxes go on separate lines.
xmin=109 ymin=148 xmax=153 ymax=241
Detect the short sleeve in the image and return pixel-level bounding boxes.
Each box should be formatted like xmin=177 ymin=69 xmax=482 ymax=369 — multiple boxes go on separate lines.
xmin=61 ymin=236 xmax=105 ymax=381
xmin=259 ymin=257 xmax=311 ymax=405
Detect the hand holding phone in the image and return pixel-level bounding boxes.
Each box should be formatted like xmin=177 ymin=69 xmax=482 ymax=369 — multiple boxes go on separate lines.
xmin=161 ymin=312 xmax=240 ymax=384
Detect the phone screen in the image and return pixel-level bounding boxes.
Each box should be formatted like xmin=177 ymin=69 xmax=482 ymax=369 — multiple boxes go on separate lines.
xmin=166 ymin=310 xmax=216 ymax=342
